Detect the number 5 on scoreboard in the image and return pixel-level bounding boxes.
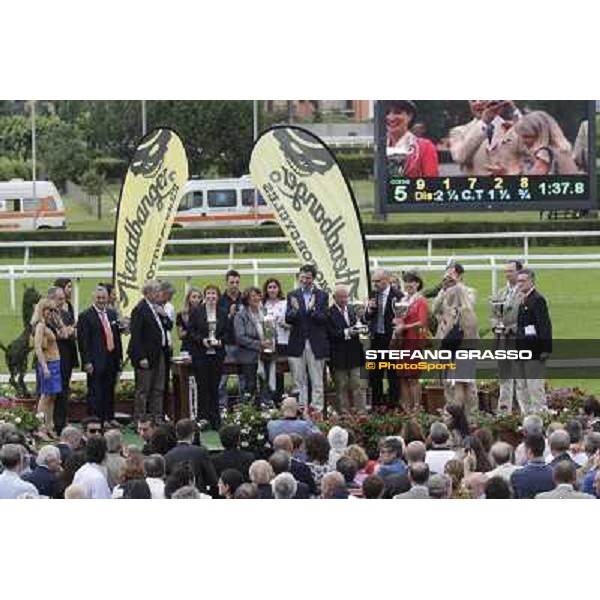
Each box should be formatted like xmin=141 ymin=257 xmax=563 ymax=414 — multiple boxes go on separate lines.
xmin=394 ymin=183 xmax=408 ymax=202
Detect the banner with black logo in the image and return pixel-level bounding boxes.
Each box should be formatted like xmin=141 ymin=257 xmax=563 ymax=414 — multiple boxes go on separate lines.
xmin=250 ymin=126 xmax=370 ymax=299
xmin=113 ymin=128 xmax=188 ymax=317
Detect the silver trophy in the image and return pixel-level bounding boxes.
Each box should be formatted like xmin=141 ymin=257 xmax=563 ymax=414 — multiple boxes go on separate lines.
xmin=207 ymin=317 xmax=218 ymax=354
xmin=352 ymin=302 xmax=370 ymax=339
xmin=489 ymin=295 xmax=506 ymax=337
xmin=386 ymin=140 xmax=414 ymax=176
xmin=262 ymin=311 xmax=276 ymax=354
xmin=393 ymin=297 xmax=410 ymax=319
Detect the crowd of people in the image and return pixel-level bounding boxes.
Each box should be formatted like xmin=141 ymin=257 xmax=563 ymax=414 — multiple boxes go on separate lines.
xmin=0 ymin=256 xmax=578 ymax=499
xmin=1 ymin=396 xmax=599 ymax=499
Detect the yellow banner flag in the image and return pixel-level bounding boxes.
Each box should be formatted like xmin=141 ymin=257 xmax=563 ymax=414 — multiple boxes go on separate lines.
xmin=113 ymin=128 xmax=188 ymax=317
xmin=250 ymin=126 xmax=370 ymax=300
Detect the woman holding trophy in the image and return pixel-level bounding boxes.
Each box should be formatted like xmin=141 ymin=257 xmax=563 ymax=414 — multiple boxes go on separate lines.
xmin=234 ymin=286 xmax=275 ymax=405
xmin=188 ymin=284 xmax=227 ymax=430
xmin=262 ymin=278 xmax=290 ymax=404
xmin=391 ymin=270 xmax=430 ymax=413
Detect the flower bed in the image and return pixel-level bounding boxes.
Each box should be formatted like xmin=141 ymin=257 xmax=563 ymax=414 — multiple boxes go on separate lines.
xmin=0 ymin=397 xmax=41 ymax=433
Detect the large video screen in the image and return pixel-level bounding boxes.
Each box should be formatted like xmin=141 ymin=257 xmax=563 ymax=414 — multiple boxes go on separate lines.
xmin=374 ymin=100 xmax=596 ymax=212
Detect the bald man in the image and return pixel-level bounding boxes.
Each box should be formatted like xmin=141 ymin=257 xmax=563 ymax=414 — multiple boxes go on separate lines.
xmin=365 ymin=269 xmax=403 ymax=408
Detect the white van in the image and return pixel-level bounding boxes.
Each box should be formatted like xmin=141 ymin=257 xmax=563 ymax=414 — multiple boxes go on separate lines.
xmin=173 ymin=176 xmax=277 ymax=228
xmin=0 ymin=180 xmax=66 ymax=231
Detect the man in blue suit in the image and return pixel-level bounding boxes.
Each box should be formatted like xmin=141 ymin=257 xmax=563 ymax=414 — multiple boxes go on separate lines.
xmin=286 ymin=264 xmax=329 ymax=411
xmin=510 ymin=433 xmax=555 ymax=499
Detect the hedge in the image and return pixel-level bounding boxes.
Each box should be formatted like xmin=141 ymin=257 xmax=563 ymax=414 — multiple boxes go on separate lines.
xmin=2 ymin=220 xmax=599 ymax=259
xmin=335 ymin=152 xmax=374 ymax=179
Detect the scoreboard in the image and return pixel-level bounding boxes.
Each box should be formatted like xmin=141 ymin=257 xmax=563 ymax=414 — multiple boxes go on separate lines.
xmin=375 ymin=100 xmax=597 ymax=214
xmin=390 ymin=175 xmax=590 ymax=206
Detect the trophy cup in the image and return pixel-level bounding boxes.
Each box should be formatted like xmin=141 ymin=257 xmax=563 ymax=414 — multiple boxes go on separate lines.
xmin=262 ymin=312 xmax=276 ymax=354
xmin=386 ymin=141 xmax=413 ymax=177
xmin=489 ymin=295 xmax=506 ymax=338
xmin=393 ymin=297 xmax=410 ymax=320
xmin=352 ymin=302 xmax=370 ymax=340
xmin=207 ymin=316 xmax=217 ymax=355
xmin=391 ymin=296 xmax=411 ymax=342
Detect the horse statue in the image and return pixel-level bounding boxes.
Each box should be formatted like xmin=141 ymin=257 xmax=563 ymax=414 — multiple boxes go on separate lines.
xmin=0 ymin=287 xmax=42 ymax=398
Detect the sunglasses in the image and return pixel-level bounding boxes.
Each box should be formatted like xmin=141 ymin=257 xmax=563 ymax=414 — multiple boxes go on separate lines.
xmin=87 ymin=428 xmax=102 ymax=434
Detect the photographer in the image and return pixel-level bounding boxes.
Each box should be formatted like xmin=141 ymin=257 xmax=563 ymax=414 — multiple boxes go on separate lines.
xmin=266 ymin=397 xmax=319 ymax=443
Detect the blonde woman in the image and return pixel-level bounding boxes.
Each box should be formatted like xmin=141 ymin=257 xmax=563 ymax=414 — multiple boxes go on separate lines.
xmin=514 ymin=111 xmax=579 ymax=175
xmin=32 ymin=298 xmax=65 ymax=439
xmin=436 ymin=284 xmax=479 ymax=415
xmin=176 ymin=287 xmax=203 ymax=353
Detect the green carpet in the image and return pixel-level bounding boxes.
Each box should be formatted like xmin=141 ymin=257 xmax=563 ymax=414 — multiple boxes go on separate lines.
xmin=120 ymin=427 xmax=223 ymax=452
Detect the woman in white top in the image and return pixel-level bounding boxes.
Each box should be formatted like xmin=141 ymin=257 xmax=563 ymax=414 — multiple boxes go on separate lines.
xmin=262 ymin=278 xmax=290 ymax=404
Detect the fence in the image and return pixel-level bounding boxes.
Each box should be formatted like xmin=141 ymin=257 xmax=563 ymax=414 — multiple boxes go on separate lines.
xmin=1 ymin=231 xmax=599 ymax=312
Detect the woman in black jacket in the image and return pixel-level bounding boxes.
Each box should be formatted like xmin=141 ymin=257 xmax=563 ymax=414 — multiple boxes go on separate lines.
xmin=188 ymin=285 xmax=227 ymax=429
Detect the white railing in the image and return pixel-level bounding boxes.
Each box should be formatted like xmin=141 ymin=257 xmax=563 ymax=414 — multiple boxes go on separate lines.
xmin=2 ymin=229 xmax=600 ymax=268
xmin=1 ymin=231 xmax=599 ymax=311
xmin=2 ymin=254 xmax=600 ymax=314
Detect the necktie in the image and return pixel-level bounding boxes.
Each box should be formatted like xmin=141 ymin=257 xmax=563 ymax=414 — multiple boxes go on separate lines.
xmin=377 ymin=292 xmax=385 ymax=334
xmin=100 ymin=311 xmax=115 ymax=352
xmin=486 ymin=122 xmax=495 ymax=144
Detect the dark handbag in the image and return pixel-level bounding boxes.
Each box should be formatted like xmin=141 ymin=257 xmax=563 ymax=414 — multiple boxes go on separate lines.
xmin=441 ymin=322 xmax=463 ymax=353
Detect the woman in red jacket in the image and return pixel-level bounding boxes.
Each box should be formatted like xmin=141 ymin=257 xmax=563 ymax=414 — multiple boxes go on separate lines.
xmin=385 ymin=100 xmax=439 ymax=177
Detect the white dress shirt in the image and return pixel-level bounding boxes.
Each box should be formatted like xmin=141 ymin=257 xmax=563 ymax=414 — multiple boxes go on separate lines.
xmin=73 ymin=463 xmax=111 ymax=499
xmin=146 ymin=477 xmax=166 ymax=499
xmin=425 ymin=449 xmax=457 ymax=475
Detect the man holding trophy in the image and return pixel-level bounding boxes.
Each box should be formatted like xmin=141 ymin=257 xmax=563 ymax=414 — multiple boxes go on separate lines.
xmin=490 ymin=260 xmax=523 ymax=412
xmin=365 ymin=269 xmax=403 ymax=408
xmin=327 ymin=285 xmax=366 ymax=414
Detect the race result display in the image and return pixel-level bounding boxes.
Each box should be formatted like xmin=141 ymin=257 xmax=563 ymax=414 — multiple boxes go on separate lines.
xmin=375 ymin=100 xmax=596 ymax=213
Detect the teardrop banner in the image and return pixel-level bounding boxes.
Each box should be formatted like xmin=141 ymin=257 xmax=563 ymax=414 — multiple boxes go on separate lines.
xmin=249 ymin=126 xmax=370 ymax=300
xmin=113 ymin=128 xmax=188 ymax=317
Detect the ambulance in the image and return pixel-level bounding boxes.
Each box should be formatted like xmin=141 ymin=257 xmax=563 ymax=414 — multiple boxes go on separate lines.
xmin=0 ymin=180 xmax=66 ymax=230
xmin=173 ymin=176 xmax=277 ymax=228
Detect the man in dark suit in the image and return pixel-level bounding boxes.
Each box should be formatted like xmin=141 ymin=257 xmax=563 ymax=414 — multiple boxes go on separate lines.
xmin=547 ymin=430 xmax=579 ymax=470
xmin=272 ymin=433 xmax=317 ymax=495
xmin=23 ymin=444 xmax=62 ymax=497
xmin=164 ymin=419 xmax=218 ymax=496
xmin=269 ymin=450 xmax=311 ymax=499
xmin=510 ymin=433 xmax=555 ymax=499
xmin=127 ymin=280 xmax=168 ymax=421
xmin=515 ymin=268 xmax=553 ymax=415
xmin=328 ymin=284 xmax=365 ymax=414
xmin=285 ymin=264 xmax=329 ymax=411
xmin=77 ymin=286 xmax=122 ymax=427
xmin=211 ymin=424 xmax=255 ymax=481
xmin=365 ymin=268 xmax=403 ymax=408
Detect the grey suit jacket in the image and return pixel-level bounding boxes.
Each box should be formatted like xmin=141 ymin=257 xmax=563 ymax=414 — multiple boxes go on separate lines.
xmin=535 ymin=484 xmax=595 ymax=499
xmin=394 ymin=485 xmax=430 ymax=499
xmin=233 ymin=307 xmax=262 ymax=364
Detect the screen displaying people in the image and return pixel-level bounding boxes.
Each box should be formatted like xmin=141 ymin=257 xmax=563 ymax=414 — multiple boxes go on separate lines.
xmin=378 ymin=100 xmax=593 ymax=209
